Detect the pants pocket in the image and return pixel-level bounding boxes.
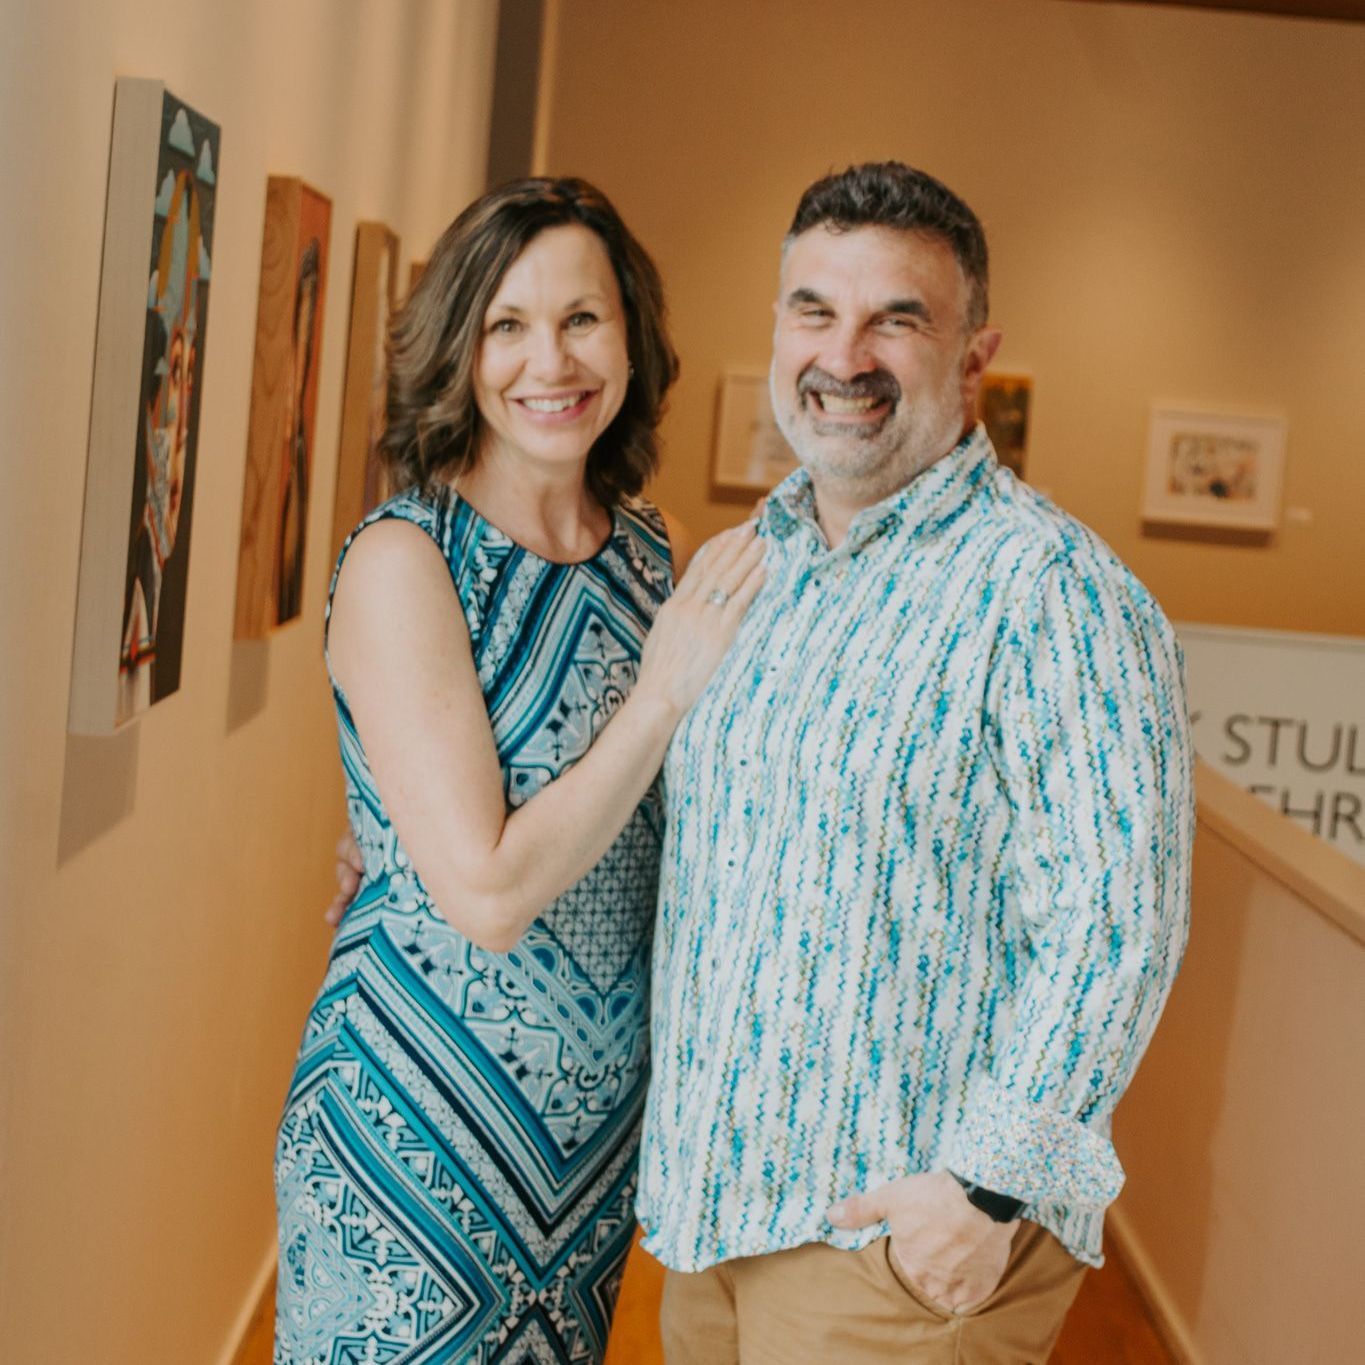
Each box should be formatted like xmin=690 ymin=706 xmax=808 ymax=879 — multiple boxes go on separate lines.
xmin=882 ymin=1237 xmax=960 ymax=1320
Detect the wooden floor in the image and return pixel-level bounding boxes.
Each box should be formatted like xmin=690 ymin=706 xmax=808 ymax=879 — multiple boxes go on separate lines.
xmin=240 ymin=1235 xmax=1172 ymax=1364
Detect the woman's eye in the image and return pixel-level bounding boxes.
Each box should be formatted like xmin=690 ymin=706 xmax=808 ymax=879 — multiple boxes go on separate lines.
xmin=489 ymin=318 xmax=521 ymax=335
xmin=566 ymin=312 xmax=597 ymax=330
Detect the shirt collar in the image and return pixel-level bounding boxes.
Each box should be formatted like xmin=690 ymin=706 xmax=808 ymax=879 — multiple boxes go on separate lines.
xmin=760 ymin=423 xmax=998 ymax=554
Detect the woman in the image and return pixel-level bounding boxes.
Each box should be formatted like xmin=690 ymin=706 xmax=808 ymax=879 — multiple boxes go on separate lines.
xmin=273 ymin=178 xmax=764 ymax=1364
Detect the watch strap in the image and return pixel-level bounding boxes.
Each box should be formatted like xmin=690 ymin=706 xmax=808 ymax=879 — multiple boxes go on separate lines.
xmin=950 ymin=1171 xmax=1026 ymax=1224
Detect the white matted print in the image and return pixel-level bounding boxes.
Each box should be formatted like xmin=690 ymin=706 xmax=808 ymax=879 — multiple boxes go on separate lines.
xmin=1142 ymin=407 xmax=1285 ymax=531
xmin=711 ymin=372 xmax=798 ymax=500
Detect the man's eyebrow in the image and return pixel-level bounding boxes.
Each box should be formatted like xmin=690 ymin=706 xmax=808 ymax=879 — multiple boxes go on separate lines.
xmin=783 ymin=288 xmax=934 ymax=322
xmin=881 ymin=297 xmax=933 ymax=321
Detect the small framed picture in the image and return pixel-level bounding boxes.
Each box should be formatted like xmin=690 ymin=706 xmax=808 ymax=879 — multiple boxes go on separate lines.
xmin=978 ymin=371 xmax=1032 ymax=478
xmin=710 ymin=371 xmax=798 ymax=501
xmin=1142 ymin=407 xmax=1286 ymax=531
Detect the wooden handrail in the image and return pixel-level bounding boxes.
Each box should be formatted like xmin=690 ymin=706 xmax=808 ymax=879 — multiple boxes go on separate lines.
xmin=1196 ymin=759 xmax=1365 ymax=947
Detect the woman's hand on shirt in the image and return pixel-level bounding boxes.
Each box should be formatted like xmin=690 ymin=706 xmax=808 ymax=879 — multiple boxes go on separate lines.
xmin=634 ymin=521 xmax=766 ymax=719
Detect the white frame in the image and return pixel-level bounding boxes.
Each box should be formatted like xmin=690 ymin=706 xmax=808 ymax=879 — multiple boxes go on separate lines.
xmin=1142 ymin=406 xmax=1286 ymax=531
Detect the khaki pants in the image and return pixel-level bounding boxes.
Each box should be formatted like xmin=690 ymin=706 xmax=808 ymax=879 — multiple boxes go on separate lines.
xmin=660 ymin=1221 xmax=1086 ymax=1364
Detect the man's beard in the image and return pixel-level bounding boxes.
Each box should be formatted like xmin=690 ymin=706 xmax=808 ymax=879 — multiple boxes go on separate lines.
xmin=771 ymin=363 xmax=962 ymax=498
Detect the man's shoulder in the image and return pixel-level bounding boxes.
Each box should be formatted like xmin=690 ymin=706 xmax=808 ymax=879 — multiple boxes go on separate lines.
xmin=982 ymin=472 xmax=1173 ymax=647
xmin=978 ymin=472 xmax=1174 ymax=636
xmin=977 ymin=469 xmax=1091 ymax=563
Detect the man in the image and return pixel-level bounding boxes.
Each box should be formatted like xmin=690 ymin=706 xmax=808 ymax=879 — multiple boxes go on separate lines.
xmin=636 ymin=162 xmax=1192 ymax=1362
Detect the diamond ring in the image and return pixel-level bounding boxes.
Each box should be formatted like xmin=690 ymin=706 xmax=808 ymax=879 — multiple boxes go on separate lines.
xmin=706 ymin=588 xmax=730 ymax=607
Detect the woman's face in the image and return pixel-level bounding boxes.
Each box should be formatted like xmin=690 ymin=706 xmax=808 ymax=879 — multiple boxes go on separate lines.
xmin=474 ymin=224 xmax=630 ymax=475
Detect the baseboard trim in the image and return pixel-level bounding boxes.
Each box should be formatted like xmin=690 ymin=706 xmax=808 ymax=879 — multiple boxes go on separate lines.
xmin=1106 ymin=1205 xmax=1204 ymax=1365
xmin=219 ymin=1239 xmax=278 ymax=1365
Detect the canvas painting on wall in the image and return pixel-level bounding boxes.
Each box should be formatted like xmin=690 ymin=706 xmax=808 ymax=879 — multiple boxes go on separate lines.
xmin=978 ymin=372 xmax=1032 ymax=479
xmin=330 ymin=221 xmax=400 ymax=562
xmin=1142 ymin=406 xmax=1285 ymax=531
xmin=234 ymin=177 xmax=332 ymax=638
xmin=68 ymin=78 xmax=220 ymax=735
xmin=710 ymin=371 xmax=798 ymax=501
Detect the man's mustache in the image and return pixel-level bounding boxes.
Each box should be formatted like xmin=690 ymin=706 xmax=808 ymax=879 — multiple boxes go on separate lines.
xmin=797 ymin=366 xmax=900 ymax=404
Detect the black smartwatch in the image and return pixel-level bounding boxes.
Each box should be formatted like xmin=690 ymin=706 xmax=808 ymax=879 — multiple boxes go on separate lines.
xmin=950 ymin=1171 xmax=1026 ymax=1224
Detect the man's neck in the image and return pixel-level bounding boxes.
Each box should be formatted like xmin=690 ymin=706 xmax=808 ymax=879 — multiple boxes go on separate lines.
xmin=810 ymin=426 xmax=969 ymax=548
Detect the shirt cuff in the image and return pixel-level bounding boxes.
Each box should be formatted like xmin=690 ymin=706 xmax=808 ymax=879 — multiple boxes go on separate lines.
xmin=947 ymin=1075 xmax=1125 ymax=1213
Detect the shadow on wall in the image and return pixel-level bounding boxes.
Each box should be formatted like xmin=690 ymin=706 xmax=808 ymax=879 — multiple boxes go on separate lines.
xmin=57 ymin=729 xmax=139 ymax=865
xmin=56 ymin=634 xmax=274 ymax=864
xmin=1139 ymin=521 xmax=1271 ymax=549
xmin=227 ymin=638 xmax=272 ymax=734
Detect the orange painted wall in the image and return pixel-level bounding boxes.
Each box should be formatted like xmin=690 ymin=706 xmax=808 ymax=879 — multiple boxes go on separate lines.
xmin=541 ymin=0 xmax=1365 ymax=636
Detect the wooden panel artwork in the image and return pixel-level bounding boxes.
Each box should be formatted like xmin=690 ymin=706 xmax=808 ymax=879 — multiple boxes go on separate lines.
xmin=69 ymin=77 xmax=220 ymax=734
xmin=330 ymin=221 xmax=400 ymax=562
xmin=234 ymin=176 xmax=332 ymax=639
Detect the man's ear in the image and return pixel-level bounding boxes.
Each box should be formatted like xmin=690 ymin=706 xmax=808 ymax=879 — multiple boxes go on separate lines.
xmin=960 ymin=326 xmax=1003 ymax=411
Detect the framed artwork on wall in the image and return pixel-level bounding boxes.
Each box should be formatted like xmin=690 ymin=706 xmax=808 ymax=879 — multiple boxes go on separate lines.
xmin=69 ymin=77 xmax=220 ymax=735
xmin=234 ymin=176 xmax=332 ymax=639
xmin=978 ymin=371 xmax=1032 ymax=479
xmin=710 ymin=371 xmax=797 ymax=501
xmin=330 ymin=221 xmax=400 ymax=561
xmin=1142 ymin=406 xmax=1286 ymax=532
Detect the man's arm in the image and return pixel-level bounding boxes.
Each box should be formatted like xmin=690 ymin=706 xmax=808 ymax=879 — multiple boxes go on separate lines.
xmin=831 ymin=550 xmax=1194 ymax=1309
xmin=947 ymin=551 xmax=1195 ymax=1211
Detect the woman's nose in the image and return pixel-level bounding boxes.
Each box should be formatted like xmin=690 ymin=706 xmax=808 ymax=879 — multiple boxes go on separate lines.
xmin=526 ymin=325 xmax=574 ymax=380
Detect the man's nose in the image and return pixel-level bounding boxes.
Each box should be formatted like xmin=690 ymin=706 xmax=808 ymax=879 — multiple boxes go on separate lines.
xmin=816 ymin=323 xmax=876 ymax=381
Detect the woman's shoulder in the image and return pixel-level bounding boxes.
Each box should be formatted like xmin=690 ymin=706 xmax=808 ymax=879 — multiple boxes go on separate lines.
xmin=617 ymin=496 xmax=704 ymax=578
xmin=329 ymin=485 xmax=460 ymax=599
xmin=615 ymin=492 xmax=665 ymax=540
xmin=614 ymin=493 xmax=682 ymax=577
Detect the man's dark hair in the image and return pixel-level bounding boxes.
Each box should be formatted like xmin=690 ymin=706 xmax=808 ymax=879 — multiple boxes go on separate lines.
xmin=786 ymin=162 xmax=989 ymax=330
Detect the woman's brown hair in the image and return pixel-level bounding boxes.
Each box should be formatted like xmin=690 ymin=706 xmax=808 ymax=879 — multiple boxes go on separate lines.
xmin=381 ymin=177 xmax=679 ymax=506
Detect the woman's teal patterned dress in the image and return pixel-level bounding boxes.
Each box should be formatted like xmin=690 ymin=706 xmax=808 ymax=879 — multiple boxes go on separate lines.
xmin=274 ymin=487 xmax=672 ymax=1364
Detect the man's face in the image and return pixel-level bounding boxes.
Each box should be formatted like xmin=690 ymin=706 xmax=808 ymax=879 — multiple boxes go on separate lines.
xmin=770 ymin=225 xmax=996 ymax=499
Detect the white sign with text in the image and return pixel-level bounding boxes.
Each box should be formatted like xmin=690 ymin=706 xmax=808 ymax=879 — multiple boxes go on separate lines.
xmin=1177 ymin=623 xmax=1365 ymax=866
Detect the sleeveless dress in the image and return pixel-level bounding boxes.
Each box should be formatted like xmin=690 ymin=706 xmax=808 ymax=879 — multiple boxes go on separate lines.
xmin=274 ymin=487 xmax=673 ymax=1365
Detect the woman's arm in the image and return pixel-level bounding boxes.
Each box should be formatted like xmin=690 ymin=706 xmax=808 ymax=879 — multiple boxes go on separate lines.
xmin=328 ymin=517 xmax=764 ymax=952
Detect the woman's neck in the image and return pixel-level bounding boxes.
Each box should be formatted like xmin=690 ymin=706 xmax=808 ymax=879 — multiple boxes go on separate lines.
xmin=452 ymin=446 xmax=611 ymax=564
